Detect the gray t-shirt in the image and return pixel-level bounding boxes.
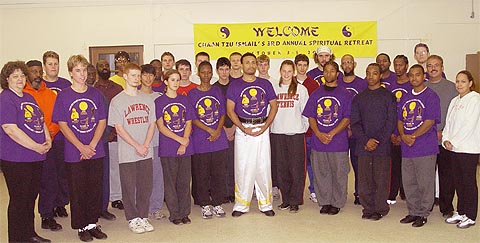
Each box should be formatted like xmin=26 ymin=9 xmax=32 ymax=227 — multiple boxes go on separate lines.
xmin=426 ymin=78 xmax=458 ymax=131
xmin=109 ymin=91 xmax=156 ymax=163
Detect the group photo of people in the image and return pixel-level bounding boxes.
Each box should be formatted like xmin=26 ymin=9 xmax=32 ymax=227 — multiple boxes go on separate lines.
xmin=1 ymin=41 xmax=479 ymax=243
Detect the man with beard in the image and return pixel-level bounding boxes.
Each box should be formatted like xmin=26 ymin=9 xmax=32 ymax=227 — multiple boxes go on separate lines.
xmin=226 ymin=52 xmax=278 ymax=217
xmin=339 ymin=54 xmax=367 ymax=205
xmin=388 ymin=55 xmax=412 ymax=205
xmin=23 ymin=60 xmax=63 ymax=232
xmin=307 ymin=46 xmax=343 ymax=85
xmin=94 ymin=60 xmax=123 ymax=218
xmin=86 ymin=64 xmax=97 ymax=87
xmin=376 ymin=53 xmax=396 ymax=90
xmin=303 ymin=61 xmax=352 ymax=215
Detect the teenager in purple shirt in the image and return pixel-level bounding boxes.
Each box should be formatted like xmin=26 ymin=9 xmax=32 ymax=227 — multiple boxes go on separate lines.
xmin=1 ymin=61 xmax=52 ymax=243
xmin=398 ymin=64 xmax=441 ymax=228
xmin=189 ymin=61 xmax=229 ymax=219
xmin=52 ymin=55 xmax=108 ymax=242
xmin=155 ymin=70 xmax=195 ymax=225
xmin=42 ymin=51 xmax=71 ymax=94
xmin=302 ymin=61 xmax=352 ymax=215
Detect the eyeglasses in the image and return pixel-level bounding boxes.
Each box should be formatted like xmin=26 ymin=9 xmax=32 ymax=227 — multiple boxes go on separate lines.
xmin=415 ymin=51 xmax=428 ymax=55
xmin=342 ymin=61 xmax=354 ymax=65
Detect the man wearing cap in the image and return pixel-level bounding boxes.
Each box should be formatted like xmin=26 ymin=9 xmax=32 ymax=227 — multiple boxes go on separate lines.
xmin=307 ymin=46 xmax=343 ymax=86
xmin=226 ymin=52 xmax=278 ymax=217
xmin=23 ymin=60 xmax=63 ymax=231
xmin=110 ymin=51 xmax=129 ymax=89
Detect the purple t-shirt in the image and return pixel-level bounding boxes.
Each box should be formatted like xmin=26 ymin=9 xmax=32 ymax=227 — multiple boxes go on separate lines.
xmin=307 ymin=67 xmax=344 ymax=87
xmin=188 ymin=86 xmax=229 ymax=154
xmin=44 ymin=77 xmax=71 ymax=94
xmin=0 ymin=89 xmax=47 ymax=162
xmin=52 ymin=86 xmax=107 ymax=162
xmin=302 ymin=85 xmax=352 ymax=152
xmin=339 ymin=76 xmax=367 ymax=97
xmin=155 ymin=94 xmax=195 ymax=157
xmin=389 ymin=81 xmax=413 ymax=135
xmin=225 ymin=77 xmax=276 ymax=119
xmin=398 ymin=87 xmax=440 ymax=158
xmin=380 ymin=71 xmax=396 ymax=90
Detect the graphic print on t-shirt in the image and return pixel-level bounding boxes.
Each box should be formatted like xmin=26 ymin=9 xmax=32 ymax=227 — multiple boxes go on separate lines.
xmin=22 ymin=101 xmax=44 ymax=133
xmin=69 ymin=98 xmax=98 ymax=133
xmin=194 ymin=95 xmax=221 ymax=126
xmin=240 ymin=86 xmax=268 ymax=116
xmin=315 ymin=96 xmax=341 ymax=127
xmin=401 ymin=98 xmax=425 ymax=131
xmin=392 ymin=87 xmax=409 ymax=103
xmin=163 ymin=102 xmax=187 ymax=132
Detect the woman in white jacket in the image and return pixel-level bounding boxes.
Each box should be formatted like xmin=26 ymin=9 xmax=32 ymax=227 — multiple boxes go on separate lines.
xmin=442 ymin=70 xmax=480 ymax=229
xmin=270 ymin=60 xmax=309 ymax=213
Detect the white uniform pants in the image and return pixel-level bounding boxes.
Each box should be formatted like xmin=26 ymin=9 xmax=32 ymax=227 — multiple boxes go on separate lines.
xmin=233 ymin=123 xmax=273 ymax=212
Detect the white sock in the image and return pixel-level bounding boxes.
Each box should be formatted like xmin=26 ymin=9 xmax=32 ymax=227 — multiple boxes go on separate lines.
xmin=86 ymin=224 xmax=97 ymax=230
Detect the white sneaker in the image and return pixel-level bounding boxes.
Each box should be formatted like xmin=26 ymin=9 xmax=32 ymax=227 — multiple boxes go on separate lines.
xmin=141 ymin=218 xmax=154 ymax=232
xmin=446 ymin=212 xmax=465 ymax=224
xmin=201 ymin=205 xmax=213 ymax=219
xmin=128 ymin=218 xmax=145 ymax=234
xmin=149 ymin=210 xmax=166 ymax=220
xmin=387 ymin=200 xmax=397 ymax=205
xmin=272 ymin=187 xmax=280 ymax=201
xmin=212 ymin=205 xmax=226 ymax=217
xmin=457 ymin=217 xmax=475 ymax=229
xmin=309 ymin=193 xmax=318 ymax=203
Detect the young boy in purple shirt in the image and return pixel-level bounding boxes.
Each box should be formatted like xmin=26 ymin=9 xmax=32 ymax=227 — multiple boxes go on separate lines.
xmin=52 ymin=55 xmax=108 ymax=242
xmin=155 ymin=69 xmax=195 ymax=225
xmin=302 ymin=61 xmax=352 ymax=215
xmin=398 ymin=64 xmax=441 ymax=228
xmin=189 ymin=61 xmax=229 ymax=219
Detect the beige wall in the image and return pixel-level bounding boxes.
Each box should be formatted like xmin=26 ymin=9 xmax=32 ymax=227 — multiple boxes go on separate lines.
xmin=0 ymin=0 xmax=479 ymax=79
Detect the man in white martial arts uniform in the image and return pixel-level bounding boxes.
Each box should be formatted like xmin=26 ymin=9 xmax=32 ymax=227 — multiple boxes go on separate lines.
xmin=226 ymin=52 xmax=278 ymax=217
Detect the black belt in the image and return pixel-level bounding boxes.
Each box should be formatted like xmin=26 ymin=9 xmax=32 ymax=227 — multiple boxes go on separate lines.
xmin=239 ymin=116 xmax=267 ymax=125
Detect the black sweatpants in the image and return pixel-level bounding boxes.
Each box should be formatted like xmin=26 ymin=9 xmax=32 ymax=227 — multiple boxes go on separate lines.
xmin=192 ymin=150 xmax=227 ymax=206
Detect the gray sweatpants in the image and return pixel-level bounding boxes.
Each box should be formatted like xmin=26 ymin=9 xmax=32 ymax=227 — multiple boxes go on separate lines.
xmin=119 ymin=158 xmax=153 ymax=221
xmin=311 ymin=151 xmax=350 ymax=208
xmin=402 ymin=155 xmax=436 ymax=217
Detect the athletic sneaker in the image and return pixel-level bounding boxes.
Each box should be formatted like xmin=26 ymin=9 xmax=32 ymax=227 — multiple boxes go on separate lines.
xmin=128 ymin=218 xmax=145 ymax=234
xmin=446 ymin=212 xmax=465 ymax=224
xmin=387 ymin=200 xmax=397 ymax=205
xmin=141 ymin=218 xmax=154 ymax=232
xmin=457 ymin=217 xmax=476 ymax=229
xmin=212 ymin=205 xmax=226 ymax=217
xmin=149 ymin=210 xmax=166 ymax=220
xmin=272 ymin=187 xmax=280 ymax=201
xmin=201 ymin=205 xmax=213 ymax=219
xmin=309 ymin=193 xmax=318 ymax=203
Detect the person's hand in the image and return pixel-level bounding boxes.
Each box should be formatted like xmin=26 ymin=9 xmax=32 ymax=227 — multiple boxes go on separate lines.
xmin=135 ymin=144 xmax=149 ymax=157
xmin=78 ymin=144 xmax=96 ymax=160
xmin=178 ymin=137 xmax=189 ymax=146
xmin=317 ymin=132 xmax=332 ymax=144
xmin=365 ymin=139 xmax=379 ymax=151
xmin=443 ymin=140 xmax=453 ymax=151
xmin=401 ymin=134 xmax=416 ymax=147
xmin=207 ymin=128 xmax=221 ymax=142
xmin=177 ymin=145 xmax=186 ymax=155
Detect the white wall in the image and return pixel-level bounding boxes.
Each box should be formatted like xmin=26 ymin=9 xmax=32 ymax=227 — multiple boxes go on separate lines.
xmin=0 ymin=0 xmax=479 ymax=79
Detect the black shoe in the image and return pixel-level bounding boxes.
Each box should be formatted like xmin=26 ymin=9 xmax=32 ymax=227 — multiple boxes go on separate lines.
xmin=370 ymin=213 xmax=383 ymax=221
xmin=28 ymin=235 xmax=51 ymax=243
xmin=181 ymin=216 xmax=191 ymax=224
xmin=232 ymin=211 xmax=245 ymax=217
xmin=41 ymin=217 xmax=62 ymax=231
xmin=289 ymin=205 xmax=299 ymax=213
xmin=89 ymin=226 xmax=107 ymax=239
xmin=54 ymin=206 xmax=68 ymax=217
xmin=362 ymin=212 xmax=372 ymax=219
xmin=100 ymin=211 xmax=116 ymax=221
xmin=171 ymin=219 xmax=183 ymax=225
xmin=223 ymin=197 xmax=231 ymax=204
xmin=320 ymin=205 xmax=332 ymax=214
xmin=400 ymin=192 xmax=406 ymax=200
xmin=434 ymin=198 xmax=439 ymax=206
xmin=278 ymin=203 xmax=290 ymax=210
xmin=412 ymin=217 xmax=427 ymax=227
xmin=78 ymin=230 xmax=93 ymax=242
xmin=442 ymin=211 xmax=454 ymax=219
xmin=400 ymin=215 xmax=419 ymax=224
xmin=111 ymin=200 xmax=124 ymax=210
xmin=229 ymin=196 xmax=235 ymax=203
xmin=328 ymin=206 xmax=340 ymax=215
xmin=354 ymin=196 xmax=361 ymax=205
xmin=262 ymin=210 xmax=275 ymax=217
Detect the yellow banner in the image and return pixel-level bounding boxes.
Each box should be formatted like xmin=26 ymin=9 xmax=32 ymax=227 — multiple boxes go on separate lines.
xmin=194 ymin=21 xmax=377 ymax=59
